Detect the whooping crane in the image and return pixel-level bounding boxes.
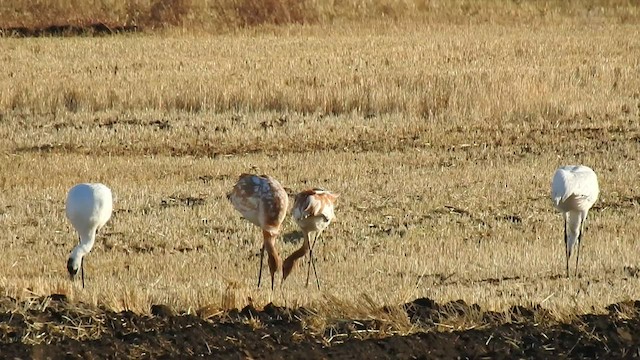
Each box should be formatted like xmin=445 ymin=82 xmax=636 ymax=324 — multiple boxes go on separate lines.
xmin=65 ymin=183 xmax=113 ymax=288
xmin=227 ymin=174 xmax=289 ymax=290
xmin=551 ymin=165 xmax=599 ymax=277
xmin=282 ymin=188 xmax=338 ymax=289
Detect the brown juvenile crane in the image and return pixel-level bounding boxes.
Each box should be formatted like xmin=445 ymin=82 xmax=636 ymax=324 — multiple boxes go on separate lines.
xmin=282 ymin=188 xmax=338 ymax=289
xmin=228 ymin=174 xmax=289 ymax=290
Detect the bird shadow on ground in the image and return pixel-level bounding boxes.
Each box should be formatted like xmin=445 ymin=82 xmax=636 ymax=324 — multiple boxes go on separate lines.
xmin=282 ymin=231 xmax=303 ymax=245
xmin=593 ymin=196 xmax=640 ymax=211
xmin=421 ymin=273 xmax=568 ymax=287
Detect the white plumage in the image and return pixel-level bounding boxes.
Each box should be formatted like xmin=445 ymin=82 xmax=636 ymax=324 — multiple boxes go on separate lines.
xmin=65 ymin=183 xmax=113 ymax=287
xmin=551 ymin=165 xmax=599 ymax=277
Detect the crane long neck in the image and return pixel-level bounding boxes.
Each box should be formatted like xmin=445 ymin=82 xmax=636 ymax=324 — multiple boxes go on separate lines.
xmin=566 ymin=211 xmax=584 ymax=237
xmin=565 ymin=210 xmax=585 ymax=253
xmin=290 ymin=238 xmax=310 ymax=263
xmin=282 ymin=232 xmax=311 ymax=280
xmin=262 ymin=230 xmax=281 ymax=273
xmin=71 ymin=231 xmax=97 ymax=260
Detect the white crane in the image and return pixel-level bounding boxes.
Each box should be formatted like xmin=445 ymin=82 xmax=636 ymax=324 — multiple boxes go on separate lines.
xmin=227 ymin=174 xmax=289 ymax=290
xmin=282 ymin=188 xmax=338 ymax=289
xmin=551 ymin=165 xmax=599 ymax=277
xmin=65 ymin=183 xmax=113 ymax=288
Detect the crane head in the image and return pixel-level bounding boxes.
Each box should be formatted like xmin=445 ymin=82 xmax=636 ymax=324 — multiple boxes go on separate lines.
xmin=67 ymin=256 xmax=81 ymax=279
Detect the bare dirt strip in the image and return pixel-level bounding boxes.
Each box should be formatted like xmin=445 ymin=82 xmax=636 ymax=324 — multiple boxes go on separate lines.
xmin=1 ymin=295 xmax=639 ymax=359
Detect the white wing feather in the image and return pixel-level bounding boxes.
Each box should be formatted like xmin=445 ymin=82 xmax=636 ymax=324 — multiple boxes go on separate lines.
xmin=551 ymin=165 xmax=599 ymax=212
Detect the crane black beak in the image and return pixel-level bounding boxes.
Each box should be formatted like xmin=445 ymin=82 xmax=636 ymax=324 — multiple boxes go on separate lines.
xmin=66 ymin=257 xmax=86 ymax=288
xmin=67 ymin=258 xmax=78 ymax=280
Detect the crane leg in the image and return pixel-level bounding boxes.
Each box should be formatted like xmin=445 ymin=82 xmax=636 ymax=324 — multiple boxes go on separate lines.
xmin=575 ymin=227 xmax=583 ymax=277
xmin=564 ymin=219 xmax=570 ymax=278
xmin=305 ymin=232 xmax=314 ymax=287
xmin=81 ymin=258 xmax=85 ymax=289
xmin=257 ymin=245 xmax=265 ymax=288
xmin=306 ymin=232 xmax=322 ymax=290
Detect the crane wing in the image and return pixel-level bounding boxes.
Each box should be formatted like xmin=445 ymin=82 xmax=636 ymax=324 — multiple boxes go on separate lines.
xmin=293 ymin=190 xmax=336 ymax=222
xmin=552 ymin=166 xmax=599 ymax=210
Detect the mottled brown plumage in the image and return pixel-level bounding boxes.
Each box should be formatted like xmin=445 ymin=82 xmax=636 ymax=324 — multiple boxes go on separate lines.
xmin=228 ymin=174 xmax=289 ymax=290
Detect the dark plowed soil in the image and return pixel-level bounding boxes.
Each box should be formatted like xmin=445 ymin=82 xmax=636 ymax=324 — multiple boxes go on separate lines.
xmin=1 ymin=295 xmax=640 ymax=359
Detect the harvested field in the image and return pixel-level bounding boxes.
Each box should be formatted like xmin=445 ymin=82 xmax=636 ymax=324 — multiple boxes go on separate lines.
xmin=1 ymin=0 xmax=640 ymax=357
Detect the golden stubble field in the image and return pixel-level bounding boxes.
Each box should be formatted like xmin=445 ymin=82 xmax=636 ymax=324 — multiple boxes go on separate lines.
xmin=0 ymin=16 xmax=639 ymax=326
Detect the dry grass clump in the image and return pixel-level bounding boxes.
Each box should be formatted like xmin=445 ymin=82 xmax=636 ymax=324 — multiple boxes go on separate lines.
xmin=305 ymin=294 xmax=415 ymax=341
xmin=0 ymin=294 xmax=107 ymax=345
xmin=0 ymin=0 xmax=193 ymax=30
